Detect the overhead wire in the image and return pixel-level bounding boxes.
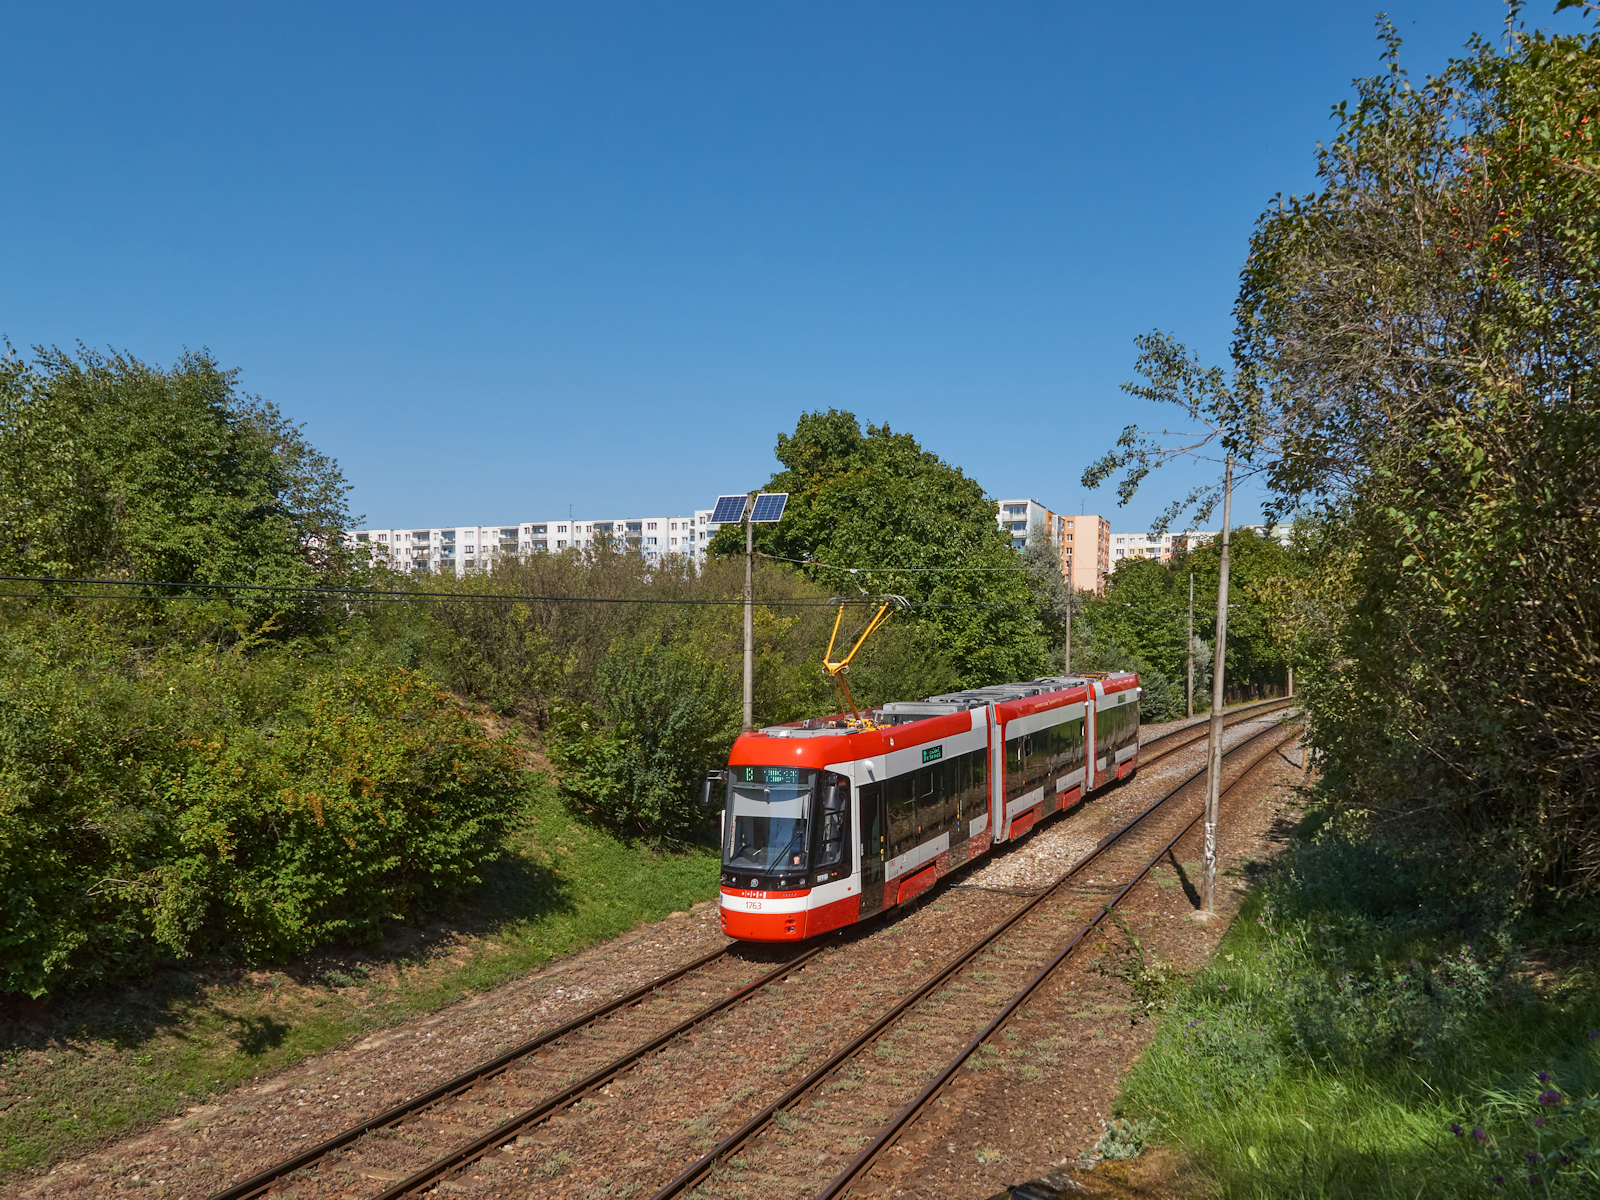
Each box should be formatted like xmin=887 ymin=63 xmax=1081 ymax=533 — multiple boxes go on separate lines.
xmin=0 ymin=575 xmax=1028 ymax=610
xmin=755 ymin=552 xmax=1033 ymax=573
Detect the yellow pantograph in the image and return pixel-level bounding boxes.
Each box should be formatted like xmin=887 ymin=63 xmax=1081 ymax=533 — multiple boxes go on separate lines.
xmin=822 ymin=595 xmax=908 ymax=728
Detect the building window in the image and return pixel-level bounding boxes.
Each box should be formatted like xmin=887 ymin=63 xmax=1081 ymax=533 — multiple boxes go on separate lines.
xmin=646 ymin=522 xmax=657 ymax=531
xmin=626 ymin=522 xmax=642 ymax=533
xmin=646 ymin=536 xmax=658 ymax=546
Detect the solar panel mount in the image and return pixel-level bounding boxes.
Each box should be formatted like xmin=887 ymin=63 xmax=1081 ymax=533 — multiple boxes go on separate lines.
xmin=711 ymin=495 xmax=750 ymax=524
xmin=750 ymin=493 xmax=788 ymax=524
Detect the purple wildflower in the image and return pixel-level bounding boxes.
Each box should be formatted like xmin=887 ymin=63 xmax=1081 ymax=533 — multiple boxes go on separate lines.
xmin=1533 ymin=1116 xmax=1546 ymax=1128
xmin=1537 ymin=1071 xmax=1551 ymax=1083
xmin=1493 ymin=1176 xmax=1504 ymax=1186
xmin=1528 ymin=1176 xmax=1541 ymax=1187
xmin=1538 ymin=1090 xmax=1562 ymax=1106
xmin=1474 ymin=1128 xmax=1489 ymax=1145
xmin=1450 ymin=1124 xmax=1464 ymax=1137
xmin=1588 ymin=1031 xmax=1600 ymax=1041
xmin=1525 ymin=1150 xmax=1542 ymax=1164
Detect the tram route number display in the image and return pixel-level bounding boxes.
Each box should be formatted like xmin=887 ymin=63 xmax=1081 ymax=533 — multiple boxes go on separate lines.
xmin=738 ymin=766 xmax=801 ymax=785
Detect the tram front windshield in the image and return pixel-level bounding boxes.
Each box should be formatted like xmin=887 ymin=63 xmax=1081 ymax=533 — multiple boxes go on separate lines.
xmin=723 ymin=766 xmax=816 ymax=874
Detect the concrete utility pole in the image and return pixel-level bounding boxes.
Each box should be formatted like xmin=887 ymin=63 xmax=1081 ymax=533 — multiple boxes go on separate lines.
xmin=1186 ymin=572 xmax=1195 ymax=719
xmin=1063 ymin=578 xmax=1072 ymax=675
xmin=1200 ymin=454 xmax=1234 ymax=915
xmin=742 ymin=491 xmax=756 ymax=733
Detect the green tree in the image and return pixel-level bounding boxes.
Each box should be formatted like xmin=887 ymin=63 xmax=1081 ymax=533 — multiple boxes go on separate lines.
xmin=711 ymin=410 xmax=1050 ymax=691
xmin=0 ymin=344 xmax=356 ymax=609
xmin=1230 ymin=9 xmax=1600 ymax=897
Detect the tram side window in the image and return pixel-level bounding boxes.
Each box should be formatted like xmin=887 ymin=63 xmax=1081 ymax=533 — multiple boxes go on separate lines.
xmin=1006 ymin=735 xmax=1027 ymax=801
xmin=814 ymin=775 xmax=851 ymax=870
xmin=886 ymin=770 xmax=917 ymax=859
xmin=968 ymin=750 xmax=988 ymax=823
xmin=925 ymin=759 xmax=959 ymax=840
xmin=1042 ymin=716 xmax=1085 ymax=777
xmin=1096 ymin=701 xmax=1129 ymax=761
xmin=1113 ymin=700 xmax=1140 ymax=751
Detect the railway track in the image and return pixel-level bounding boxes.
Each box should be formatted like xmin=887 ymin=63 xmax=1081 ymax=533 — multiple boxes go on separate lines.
xmin=1138 ymin=694 xmax=1293 ymax=757
xmin=649 ymin=714 xmax=1301 ymax=1200
xmin=209 ymin=701 xmax=1294 ymax=1200
xmin=814 ymin=719 xmax=1301 ymax=1199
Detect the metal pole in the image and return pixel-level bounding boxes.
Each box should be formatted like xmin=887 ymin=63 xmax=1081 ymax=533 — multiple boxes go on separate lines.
xmin=1200 ymin=455 xmax=1233 ymax=915
xmin=742 ymin=494 xmax=755 ymax=733
xmin=1186 ymin=572 xmax=1194 ymax=719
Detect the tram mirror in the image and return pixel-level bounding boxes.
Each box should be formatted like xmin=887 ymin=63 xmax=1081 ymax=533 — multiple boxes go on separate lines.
xmin=700 ymin=771 xmax=727 ymax=806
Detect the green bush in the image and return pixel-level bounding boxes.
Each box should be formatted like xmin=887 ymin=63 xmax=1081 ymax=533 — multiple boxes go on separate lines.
xmin=0 ymin=612 xmax=524 ymax=996
xmin=149 ymin=655 xmax=524 ymax=960
xmin=548 ymin=634 xmax=739 ymax=840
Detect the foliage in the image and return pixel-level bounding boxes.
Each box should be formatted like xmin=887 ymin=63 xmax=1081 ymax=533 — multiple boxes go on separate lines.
xmin=1082 ymin=331 xmax=1265 ymax=534
xmin=1094 ymin=909 xmax=1183 ymax=1026
xmin=710 ymin=409 xmax=1051 ymax=689
xmin=0 ymin=605 xmax=524 ymax=997
xmin=0 ymin=344 xmax=356 ymax=626
xmin=1119 ymin=816 xmax=1600 ymax=1199
xmin=547 ymin=634 xmax=739 ymax=839
xmin=1076 ymin=529 xmax=1297 ymax=716
xmin=1452 ymin=1073 xmax=1600 ymax=1197
xmin=1228 ymin=10 xmax=1600 ymax=898
xmin=1094 ymin=1117 xmax=1154 ymax=1161
xmin=1022 ymin=523 xmax=1077 ymax=674
xmin=0 ymin=779 xmax=718 ymax=1179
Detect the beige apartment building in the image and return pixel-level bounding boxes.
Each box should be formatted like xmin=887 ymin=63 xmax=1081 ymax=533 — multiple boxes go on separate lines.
xmin=994 ymin=499 xmax=1111 ymax=594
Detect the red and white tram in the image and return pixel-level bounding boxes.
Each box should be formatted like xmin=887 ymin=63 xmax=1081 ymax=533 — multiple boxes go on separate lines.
xmin=718 ymin=672 xmax=1141 ymax=941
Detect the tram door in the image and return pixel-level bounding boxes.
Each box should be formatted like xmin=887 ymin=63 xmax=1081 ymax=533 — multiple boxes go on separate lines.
xmin=857 ymin=782 xmax=887 ymax=918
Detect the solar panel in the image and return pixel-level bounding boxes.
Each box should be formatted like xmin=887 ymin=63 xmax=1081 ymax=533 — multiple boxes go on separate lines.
xmin=711 ymin=495 xmax=750 ymax=524
xmin=750 ymin=493 xmax=789 ymax=524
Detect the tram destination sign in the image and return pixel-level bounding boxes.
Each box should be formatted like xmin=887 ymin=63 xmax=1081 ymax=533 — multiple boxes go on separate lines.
xmin=922 ymin=745 xmax=943 ymax=763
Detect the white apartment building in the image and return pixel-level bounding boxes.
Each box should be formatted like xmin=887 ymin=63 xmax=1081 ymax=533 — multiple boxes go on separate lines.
xmin=994 ymin=498 xmax=1053 ymax=550
xmin=1110 ymin=523 xmax=1291 ymax=569
xmin=349 ymin=509 xmax=721 ymax=576
xmin=1111 ymin=530 xmax=1215 ymax=566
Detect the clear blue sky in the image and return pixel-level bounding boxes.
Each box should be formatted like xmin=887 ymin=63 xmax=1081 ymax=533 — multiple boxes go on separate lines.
xmin=1 ymin=1 xmax=1580 ymax=532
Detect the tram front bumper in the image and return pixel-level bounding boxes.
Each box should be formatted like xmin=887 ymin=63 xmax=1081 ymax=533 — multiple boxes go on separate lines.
xmin=719 ymin=887 xmax=809 ymax=940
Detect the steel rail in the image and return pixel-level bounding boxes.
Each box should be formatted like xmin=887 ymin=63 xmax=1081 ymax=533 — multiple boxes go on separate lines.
xmin=209 ymin=940 xmax=738 ymax=1200
xmin=648 ymin=713 xmax=1299 ymax=1200
xmin=366 ymin=941 xmax=836 ymax=1200
xmin=815 ymin=721 xmax=1302 ymax=1200
xmin=1139 ymin=695 xmax=1293 ymax=753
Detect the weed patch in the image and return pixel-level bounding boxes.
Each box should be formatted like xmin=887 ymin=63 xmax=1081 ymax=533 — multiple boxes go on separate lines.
xmin=1118 ymin=823 xmax=1600 ymax=1198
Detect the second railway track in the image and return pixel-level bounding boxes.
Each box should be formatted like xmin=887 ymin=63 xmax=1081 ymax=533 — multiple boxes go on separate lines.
xmin=209 ymin=700 xmax=1296 ymax=1200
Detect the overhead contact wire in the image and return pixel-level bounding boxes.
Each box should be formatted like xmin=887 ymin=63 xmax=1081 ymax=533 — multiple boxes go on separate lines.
xmin=0 ymin=575 xmax=1026 ymax=609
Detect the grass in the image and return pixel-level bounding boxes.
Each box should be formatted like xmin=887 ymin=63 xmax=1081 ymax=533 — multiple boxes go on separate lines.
xmin=0 ymin=776 xmax=720 ymax=1180
xmin=1116 ymin=830 xmax=1600 ymax=1199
